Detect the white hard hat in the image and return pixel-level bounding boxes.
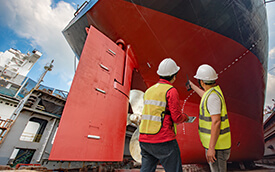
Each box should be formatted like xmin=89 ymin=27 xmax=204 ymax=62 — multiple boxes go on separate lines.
xmin=157 ymin=58 xmax=180 ymax=76
xmin=194 ymin=64 xmax=218 ymax=81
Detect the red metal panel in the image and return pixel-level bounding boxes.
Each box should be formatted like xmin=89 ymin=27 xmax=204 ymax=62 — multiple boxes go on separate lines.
xmin=84 ymin=0 xmax=265 ymax=162
xmin=49 ymin=26 xmax=135 ymax=161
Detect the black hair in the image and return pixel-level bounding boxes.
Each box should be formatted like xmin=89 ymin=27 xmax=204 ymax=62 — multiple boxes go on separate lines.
xmin=198 ymin=79 xmax=216 ymax=90
xmin=198 ymin=79 xmax=203 ymax=90
xmin=203 ymin=80 xmax=216 ymax=85
xmin=159 ymin=72 xmax=178 ymax=82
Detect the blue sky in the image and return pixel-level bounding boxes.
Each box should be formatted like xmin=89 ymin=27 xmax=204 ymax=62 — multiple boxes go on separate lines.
xmin=265 ymin=2 xmax=275 ymax=110
xmin=0 ymin=0 xmax=275 ymax=109
xmin=0 ymin=0 xmax=84 ymax=91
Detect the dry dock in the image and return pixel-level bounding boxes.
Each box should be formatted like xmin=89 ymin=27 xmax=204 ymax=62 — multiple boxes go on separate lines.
xmin=1 ymin=163 xmax=275 ymax=172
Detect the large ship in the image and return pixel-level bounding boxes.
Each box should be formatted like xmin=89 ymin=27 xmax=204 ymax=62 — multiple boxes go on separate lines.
xmin=50 ymin=0 xmax=269 ymax=164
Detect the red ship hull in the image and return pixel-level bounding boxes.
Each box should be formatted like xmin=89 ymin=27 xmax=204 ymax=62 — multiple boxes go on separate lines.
xmin=50 ymin=0 xmax=268 ymax=163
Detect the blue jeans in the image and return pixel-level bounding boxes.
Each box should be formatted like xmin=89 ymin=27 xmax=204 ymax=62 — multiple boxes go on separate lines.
xmin=140 ymin=140 xmax=183 ymax=172
xmin=205 ymin=149 xmax=231 ymax=172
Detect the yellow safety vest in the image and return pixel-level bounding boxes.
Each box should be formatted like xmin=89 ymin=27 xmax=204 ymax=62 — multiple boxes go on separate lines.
xmin=139 ymin=83 xmax=175 ymax=134
xmin=199 ymin=85 xmax=231 ymax=150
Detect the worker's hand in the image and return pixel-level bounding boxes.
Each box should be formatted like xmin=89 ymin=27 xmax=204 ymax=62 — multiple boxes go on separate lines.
xmin=206 ymin=148 xmax=217 ymax=163
xmin=185 ymin=113 xmax=189 ymax=122
xmin=185 ymin=80 xmax=192 ymax=91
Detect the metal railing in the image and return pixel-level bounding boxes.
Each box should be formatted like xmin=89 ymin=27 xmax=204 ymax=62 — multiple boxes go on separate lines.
xmin=74 ymin=1 xmax=88 ymax=16
xmin=0 ymin=118 xmax=14 ymax=144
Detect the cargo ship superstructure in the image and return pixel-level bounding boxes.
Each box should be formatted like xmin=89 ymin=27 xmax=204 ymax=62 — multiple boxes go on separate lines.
xmin=0 ymin=48 xmax=42 ymax=121
xmin=50 ymin=0 xmax=269 ymax=164
xmin=0 ymin=50 xmax=69 ymax=169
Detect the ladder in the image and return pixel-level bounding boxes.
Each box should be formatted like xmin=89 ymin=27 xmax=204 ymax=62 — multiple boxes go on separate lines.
xmin=0 ymin=118 xmax=14 ymax=144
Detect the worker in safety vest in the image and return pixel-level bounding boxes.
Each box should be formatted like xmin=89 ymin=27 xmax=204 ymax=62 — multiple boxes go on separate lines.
xmin=139 ymin=58 xmax=189 ymax=172
xmin=189 ymin=64 xmax=231 ymax=172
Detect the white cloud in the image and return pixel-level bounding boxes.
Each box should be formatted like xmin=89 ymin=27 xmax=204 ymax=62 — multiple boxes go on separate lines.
xmin=270 ymin=47 xmax=275 ymax=59
xmin=265 ymin=3 xmax=275 ymax=110
xmin=265 ymin=73 xmax=275 ymax=108
xmin=0 ymin=0 xmax=76 ymax=90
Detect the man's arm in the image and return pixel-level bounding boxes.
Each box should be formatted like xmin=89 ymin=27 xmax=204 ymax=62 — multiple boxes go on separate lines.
xmin=207 ymin=114 xmax=221 ymax=163
xmin=189 ymin=80 xmax=205 ymax=97
xmin=167 ymin=88 xmax=188 ymax=123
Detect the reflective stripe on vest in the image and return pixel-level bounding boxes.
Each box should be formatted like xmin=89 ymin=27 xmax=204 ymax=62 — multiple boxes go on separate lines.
xmin=199 ymin=85 xmax=231 ymax=150
xmin=139 ymin=83 xmax=173 ymax=134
